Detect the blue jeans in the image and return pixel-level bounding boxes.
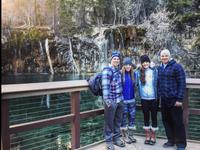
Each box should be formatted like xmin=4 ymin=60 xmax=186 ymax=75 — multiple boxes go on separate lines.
xmin=104 ymin=101 xmax=124 ymax=143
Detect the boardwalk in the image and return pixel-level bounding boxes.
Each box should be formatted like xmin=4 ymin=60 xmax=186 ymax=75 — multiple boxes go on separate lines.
xmin=77 ymin=135 xmax=200 ymax=150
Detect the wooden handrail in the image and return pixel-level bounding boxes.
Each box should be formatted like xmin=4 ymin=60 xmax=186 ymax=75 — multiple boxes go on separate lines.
xmin=1 ymin=78 xmax=200 ymax=150
xmin=1 ymin=80 xmax=88 ymax=99
xmin=2 ymin=78 xmax=199 ymax=95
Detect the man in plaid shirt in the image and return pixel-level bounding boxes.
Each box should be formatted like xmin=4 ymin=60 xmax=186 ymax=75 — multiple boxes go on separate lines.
xmin=158 ymin=49 xmax=186 ymax=150
xmin=102 ymin=51 xmax=125 ymax=150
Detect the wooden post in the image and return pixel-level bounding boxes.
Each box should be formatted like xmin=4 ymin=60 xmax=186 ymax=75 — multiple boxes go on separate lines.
xmin=183 ymin=88 xmax=189 ymax=138
xmin=71 ymin=92 xmax=80 ymax=149
xmin=1 ymin=100 xmax=10 ymax=150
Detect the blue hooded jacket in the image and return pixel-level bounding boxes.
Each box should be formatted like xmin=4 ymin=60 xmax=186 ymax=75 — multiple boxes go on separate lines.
xmin=135 ymin=67 xmax=158 ymax=100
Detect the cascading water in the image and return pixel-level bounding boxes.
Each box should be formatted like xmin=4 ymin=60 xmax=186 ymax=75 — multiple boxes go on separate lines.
xmin=68 ymin=38 xmax=80 ymax=74
xmin=45 ymin=38 xmax=54 ymax=75
xmin=93 ymin=27 xmax=109 ymax=71
xmin=39 ymin=41 xmax=46 ymax=73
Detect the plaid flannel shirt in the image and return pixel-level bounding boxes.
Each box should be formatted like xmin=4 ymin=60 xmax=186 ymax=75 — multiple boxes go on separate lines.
xmin=102 ymin=66 xmax=123 ymax=105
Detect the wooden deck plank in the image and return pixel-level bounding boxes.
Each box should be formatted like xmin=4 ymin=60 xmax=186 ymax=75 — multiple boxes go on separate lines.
xmin=77 ymin=135 xmax=200 ymax=150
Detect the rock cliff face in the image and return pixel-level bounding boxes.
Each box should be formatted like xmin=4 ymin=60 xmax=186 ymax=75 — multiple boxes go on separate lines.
xmin=1 ymin=11 xmax=200 ymax=77
xmin=1 ymin=25 xmax=147 ymax=75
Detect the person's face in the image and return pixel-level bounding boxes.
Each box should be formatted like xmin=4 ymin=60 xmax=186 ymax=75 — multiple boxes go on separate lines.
xmin=160 ymin=54 xmax=170 ymax=64
xmin=142 ymin=62 xmax=150 ymax=69
xmin=111 ymin=57 xmax=120 ymax=67
xmin=124 ymin=64 xmax=132 ymax=72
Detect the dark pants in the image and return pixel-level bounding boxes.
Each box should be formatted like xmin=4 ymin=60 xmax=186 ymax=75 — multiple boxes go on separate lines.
xmin=161 ymin=98 xmax=187 ymax=148
xmin=141 ymin=99 xmax=158 ymax=128
xmin=104 ymin=101 xmax=124 ymax=143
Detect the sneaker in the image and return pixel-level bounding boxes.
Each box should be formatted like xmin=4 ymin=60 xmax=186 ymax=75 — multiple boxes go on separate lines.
xmin=128 ymin=136 xmax=137 ymax=143
xmin=106 ymin=143 xmax=115 ymax=150
xmin=113 ymin=138 xmax=125 ymax=147
xmin=163 ymin=141 xmax=175 ymax=148
xmin=123 ymin=136 xmax=132 ymax=144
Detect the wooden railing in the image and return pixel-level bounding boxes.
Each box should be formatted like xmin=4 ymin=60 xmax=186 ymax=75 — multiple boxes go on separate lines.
xmin=1 ymin=78 xmax=200 ymax=150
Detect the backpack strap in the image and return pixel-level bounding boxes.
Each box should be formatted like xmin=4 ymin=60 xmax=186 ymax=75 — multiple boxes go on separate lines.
xmin=103 ymin=67 xmax=114 ymax=81
xmin=121 ymin=71 xmax=124 ymax=86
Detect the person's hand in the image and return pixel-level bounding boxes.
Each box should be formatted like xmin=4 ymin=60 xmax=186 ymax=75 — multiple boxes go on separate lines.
xmin=106 ymin=103 xmax=111 ymax=107
xmin=174 ymin=101 xmax=183 ymax=107
xmin=105 ymin=101 xmax=112 ymax=108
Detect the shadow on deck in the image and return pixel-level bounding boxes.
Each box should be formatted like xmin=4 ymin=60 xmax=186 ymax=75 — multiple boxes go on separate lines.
xmin=76 ymin=135 xmax=200 ymax=150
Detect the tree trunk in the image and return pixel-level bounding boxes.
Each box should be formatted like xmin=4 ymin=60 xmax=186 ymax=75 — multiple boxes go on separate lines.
xmin=113 ymin=3 xmax=117 ymax=25
xmin=53 ymin=0 xmax=59 ymax=35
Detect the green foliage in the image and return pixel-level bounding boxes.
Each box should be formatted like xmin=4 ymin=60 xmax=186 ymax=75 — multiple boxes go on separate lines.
xmin=167 ymin=0 xmax=194 ymax=13
xmin=167 ymin=0 xmax=199 ymax=31
xmin=59 ymin=0 xmax=97 ymax=37
xmin=174 ymin=12 xmax=200 ymax=30
xmin=59 ymin=12 xmax=76 ymax=37
xmin=179 ymin=12 xmax=200 ymax=24
xmin=26 ymin=28 xmax=43 ymax=41
xmin=46 ymin=0 xmax=54 ymax=10
xmin=9 ymin=27 xmax=48 ymax=47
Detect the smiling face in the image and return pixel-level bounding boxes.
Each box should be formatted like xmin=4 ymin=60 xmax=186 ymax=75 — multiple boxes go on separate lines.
xmin=160 ymin=54 xmax=170 ymax=64
xmin=142 ymin=61 xmax=150 ymax=69
xmin=124 ymin=64 xmax=132 ymax=72
xmin=111 ymin=56 xmax=120 ymax=67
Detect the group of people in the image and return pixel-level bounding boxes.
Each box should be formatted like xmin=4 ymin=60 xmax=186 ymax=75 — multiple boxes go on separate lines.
xmin=101 ymin=49 xmax=186 ymax=150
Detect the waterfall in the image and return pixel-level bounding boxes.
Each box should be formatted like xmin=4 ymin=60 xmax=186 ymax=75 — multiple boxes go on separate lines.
xmin=39 ymin=41 xmax=44 ymax=59
xmin=93 ymin=27 xmax=109 ymax=70
xmin=39 ymin=41 xmax=45 ymax=73
xmin=69 ymin=38 xmax=80 ymax=74
xmin=45 ymin=38 xmax=54 ymax=75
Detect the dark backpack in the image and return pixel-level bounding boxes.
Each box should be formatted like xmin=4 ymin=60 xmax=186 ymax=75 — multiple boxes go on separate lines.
xmin=87 ymin=67 xmax=113 ymax=96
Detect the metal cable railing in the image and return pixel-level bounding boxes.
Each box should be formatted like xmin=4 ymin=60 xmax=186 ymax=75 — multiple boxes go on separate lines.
xmin=2 ymin=79 xmax=200 ymax=150
xmin=9 ymin=94 xmax=72 ymax=125
xmin=188 ymin=89 xmax=200 ymax=140
xmin=8 ymin=90 xmax=200 ymax=149
xmin=10 ymin=123 xmax=71 ymax=150
xmin=9 ymin=91 xmax=103 ymax=149
xmin=80 ymin=115 xmax=104 ymax=147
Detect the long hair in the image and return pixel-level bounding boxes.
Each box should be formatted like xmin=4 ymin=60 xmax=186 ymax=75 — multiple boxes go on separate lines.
xmin=140 ymin=66 xmax=146 ymax=85
xmin=121 ymin=66 xmax=135 ymax=82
